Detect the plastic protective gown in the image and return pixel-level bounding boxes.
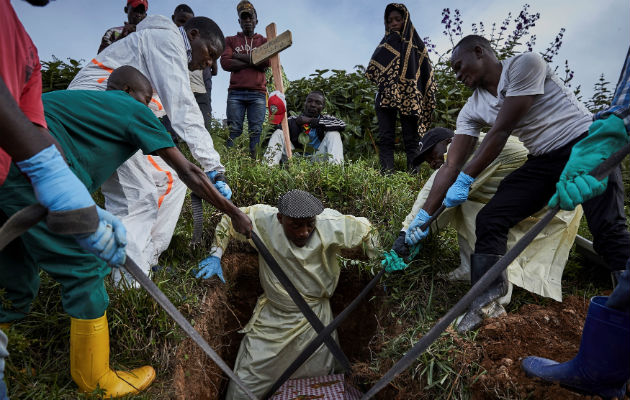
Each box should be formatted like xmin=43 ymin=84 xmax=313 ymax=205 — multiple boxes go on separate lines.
xmin=210 ymin=205 xmax=378 ymax=400
xmin=402 ymin=135 xmax=583 ymax=302
xmin=68 ymin=15 xmax=224 ymax=281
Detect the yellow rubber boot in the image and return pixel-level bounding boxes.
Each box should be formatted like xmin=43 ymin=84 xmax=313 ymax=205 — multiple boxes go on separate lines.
xmin=70 ymin=312 xmax=155 ymax=397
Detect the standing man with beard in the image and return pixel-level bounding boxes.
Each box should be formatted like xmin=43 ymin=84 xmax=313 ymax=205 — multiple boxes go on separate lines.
xmin=221 ymin=0 xmax=269 ymax=157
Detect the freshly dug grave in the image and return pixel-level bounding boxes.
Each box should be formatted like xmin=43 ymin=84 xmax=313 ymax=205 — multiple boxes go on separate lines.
xmin=457 ymin=295 xmax=629 ymax=400
xmin=173 ymin=252 xmax=626 ymax=400
xmin=173 ymin=249 xmax=385 ymax=400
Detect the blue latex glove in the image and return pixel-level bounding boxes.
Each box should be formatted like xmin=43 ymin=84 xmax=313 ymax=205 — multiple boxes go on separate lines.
xmin=443 ymin=171 xmax=475 ymax=208
xmin=196 ymin=255 xmax=225 ymax=282
xmin=549 ymin=115 xmax=630 ymax=210
xmin=75 ymin=207 xmax=127 ymax=267
xmin=206 ymin=170 xmax=232 ymax=200
xmin=15 ymin=144 xmax=95 ymax=211
xmin=16 ymin=145 xmax=128 ymax=266
xmin=406 ymin=209 xmax=431 ymax=246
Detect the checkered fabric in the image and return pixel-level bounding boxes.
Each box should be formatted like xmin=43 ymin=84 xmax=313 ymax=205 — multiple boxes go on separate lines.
xmin=271 ymin=374 xmax=362 ymax=400
xmin=277 ymin=189 xmax=324 ymax=218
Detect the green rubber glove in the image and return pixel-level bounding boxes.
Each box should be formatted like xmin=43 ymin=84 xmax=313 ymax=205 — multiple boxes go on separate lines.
xmin=549 ymin=115 xmax=629 ymax=210
xmin=381 ymin=249 xmax=408 ymax=272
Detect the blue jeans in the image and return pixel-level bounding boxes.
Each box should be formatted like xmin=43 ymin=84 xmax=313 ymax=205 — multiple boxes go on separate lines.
xmin=226 ymin=90 xmax=266 ymax=153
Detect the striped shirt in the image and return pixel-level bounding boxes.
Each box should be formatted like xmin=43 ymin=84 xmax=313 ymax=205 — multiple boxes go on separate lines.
xmin=595 ymin=47 xmax=630 ymax=133
xmin=178 ymin=26 xmax=192 ymax=63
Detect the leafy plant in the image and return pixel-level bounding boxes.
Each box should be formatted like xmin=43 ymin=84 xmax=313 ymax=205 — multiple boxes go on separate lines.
xmin=41 ymin=56 xmax=83 ymax=93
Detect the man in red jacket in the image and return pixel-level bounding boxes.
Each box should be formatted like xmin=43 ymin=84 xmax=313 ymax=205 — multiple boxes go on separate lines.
xmin=220 ymin=0 xmax=269 ymax=157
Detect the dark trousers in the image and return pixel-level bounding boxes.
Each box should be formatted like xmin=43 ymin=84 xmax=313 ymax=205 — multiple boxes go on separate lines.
xmin=475 ymin=134 xmax=630 ymax=272
xmin=607 ymin=258 xmax=630 ymax=312
xmin=160 ymin=91 xmax=213 ymax=142
xmin=375 ymin=106 xmax=420 ymax=172
xmin=194 ymin=91 xmax=212 ymax=131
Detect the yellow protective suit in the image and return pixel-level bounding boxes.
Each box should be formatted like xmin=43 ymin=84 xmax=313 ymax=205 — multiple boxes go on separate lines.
xmin=211 ymin=205 xmax=378 ymax=400
xmin=402 ymin=135 xmax=583 ymax=302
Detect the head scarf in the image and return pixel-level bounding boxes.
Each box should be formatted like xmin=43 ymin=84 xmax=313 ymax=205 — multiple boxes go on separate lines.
xmin=365 ymin=3 xmax=436 ymax=133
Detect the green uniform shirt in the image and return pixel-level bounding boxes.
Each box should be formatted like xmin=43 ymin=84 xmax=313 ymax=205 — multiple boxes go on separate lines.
xmin=42 ymin=90 xmax=175 ymax=192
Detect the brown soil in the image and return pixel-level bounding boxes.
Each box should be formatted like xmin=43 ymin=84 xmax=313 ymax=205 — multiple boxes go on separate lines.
xmin=173 ymin=251 xmax=261 ymax=400
xmin=173 ymin=253 xmax=627 ymax=400
xmin=172 ymin=250 xmax=384 ymax=400
xmin=349 ymin=295 xmax=630 ymax=400
xmin=458 ymin=295 xmax=629 ymax=400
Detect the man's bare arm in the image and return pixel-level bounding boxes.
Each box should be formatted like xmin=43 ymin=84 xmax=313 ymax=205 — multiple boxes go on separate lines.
xmin=463 ymin=95 xmax=535 ymax=178
xmin=231 ymin=53 xmax=267 ymax=71
xmin=155 ymin=147 xmax=252 ymax=236
xmin=0 ymin=76 xmax=57 ymax=161
xmin=227 ymin=56 xmax=251 ymax=71
xmin=422 ymin=134 xmax=477 ymax=214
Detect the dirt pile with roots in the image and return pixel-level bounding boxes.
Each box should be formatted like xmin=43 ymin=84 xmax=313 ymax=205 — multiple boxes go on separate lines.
xmin=457 ymin=295 xmax=629 ymax=400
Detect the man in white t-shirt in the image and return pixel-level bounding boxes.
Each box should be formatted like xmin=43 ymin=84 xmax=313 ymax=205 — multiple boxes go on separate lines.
xmin=404 ymin=35 xmax=630 ymax=332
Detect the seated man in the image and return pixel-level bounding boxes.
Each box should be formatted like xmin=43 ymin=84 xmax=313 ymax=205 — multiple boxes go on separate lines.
xmin=264 ymin=90 xmax=345 ymax=165
xmin=395 ymin=127 xmax=582 ymax=320
xmin=0 ymin=66 xmax=251 ymax=398
xmin=196 ymin=190 xmax=378 ymax=399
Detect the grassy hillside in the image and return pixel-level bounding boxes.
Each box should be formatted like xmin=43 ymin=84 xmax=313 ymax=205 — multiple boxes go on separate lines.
xmin=2 ymin=137 xmax=623 ymax=399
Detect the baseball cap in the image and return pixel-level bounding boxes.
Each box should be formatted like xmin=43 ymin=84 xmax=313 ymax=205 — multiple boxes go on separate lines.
xmin=268 ymin=91 xmax=287 ymax=125
xmin=127 ymin=0 xmax=148 ymax=10
xmin=411 ymin=127 xmax=454 ymax=166
xmin=237 ymin=0 xmax=256 ymax=17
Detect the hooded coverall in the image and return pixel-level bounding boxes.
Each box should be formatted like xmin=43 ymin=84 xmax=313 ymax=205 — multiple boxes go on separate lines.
xmin=68 ymin=15 xmax=223 ymax=283
xmin=210 ymin=205 xmax=378 ymax=400
xmin=0 ymin=90 xmax=175 ymax=321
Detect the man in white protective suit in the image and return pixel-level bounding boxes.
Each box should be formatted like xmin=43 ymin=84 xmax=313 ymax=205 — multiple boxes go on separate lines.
xmin=195 ymin=190 xmax=379 ymax=399
xmin=69 ymin=15 xmax=231 ymax=286
xmin=393 ymin=127 xmax=583 ymax=320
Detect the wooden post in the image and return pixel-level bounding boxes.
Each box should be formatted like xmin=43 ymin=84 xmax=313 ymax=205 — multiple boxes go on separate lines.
xmin=266 ymin=23 xmax=292 ymax=159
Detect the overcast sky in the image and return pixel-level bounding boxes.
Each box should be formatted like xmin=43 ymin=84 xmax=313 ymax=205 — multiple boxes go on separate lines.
xmin=12 ymin=0 xmax=629 ymax=118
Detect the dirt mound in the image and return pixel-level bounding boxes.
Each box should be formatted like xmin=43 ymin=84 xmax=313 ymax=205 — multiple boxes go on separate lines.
xmin=173 ymin=255 xmax=624 ymax=400
xmin=457 ymin=295 xmax=628 ymax=399
xmin=172 ymin=251 xmax=384 ymax=400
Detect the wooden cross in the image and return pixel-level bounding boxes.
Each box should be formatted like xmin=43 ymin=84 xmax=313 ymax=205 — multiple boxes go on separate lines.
xmin=257 ymin=23 xmax=293 ymax=159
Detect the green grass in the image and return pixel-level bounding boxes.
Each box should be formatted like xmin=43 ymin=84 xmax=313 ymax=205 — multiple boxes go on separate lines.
xmin=3 ymin=131 xmax=626 ymax=399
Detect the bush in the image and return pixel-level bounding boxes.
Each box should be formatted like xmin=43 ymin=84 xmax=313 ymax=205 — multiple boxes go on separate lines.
xmin=41 ymin=57 xmax=83 ymax=93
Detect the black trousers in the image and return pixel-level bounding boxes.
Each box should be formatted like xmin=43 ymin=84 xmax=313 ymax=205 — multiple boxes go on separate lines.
xmin=475 ymin=134 xmax=630 ymax=272
xmin=375 ymin=106 xmax=419 ymax=172
xmin=160 ymin=92 xmax=213 ymax=141
xmin=194 ymin=91 xmax=212 ymax=131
